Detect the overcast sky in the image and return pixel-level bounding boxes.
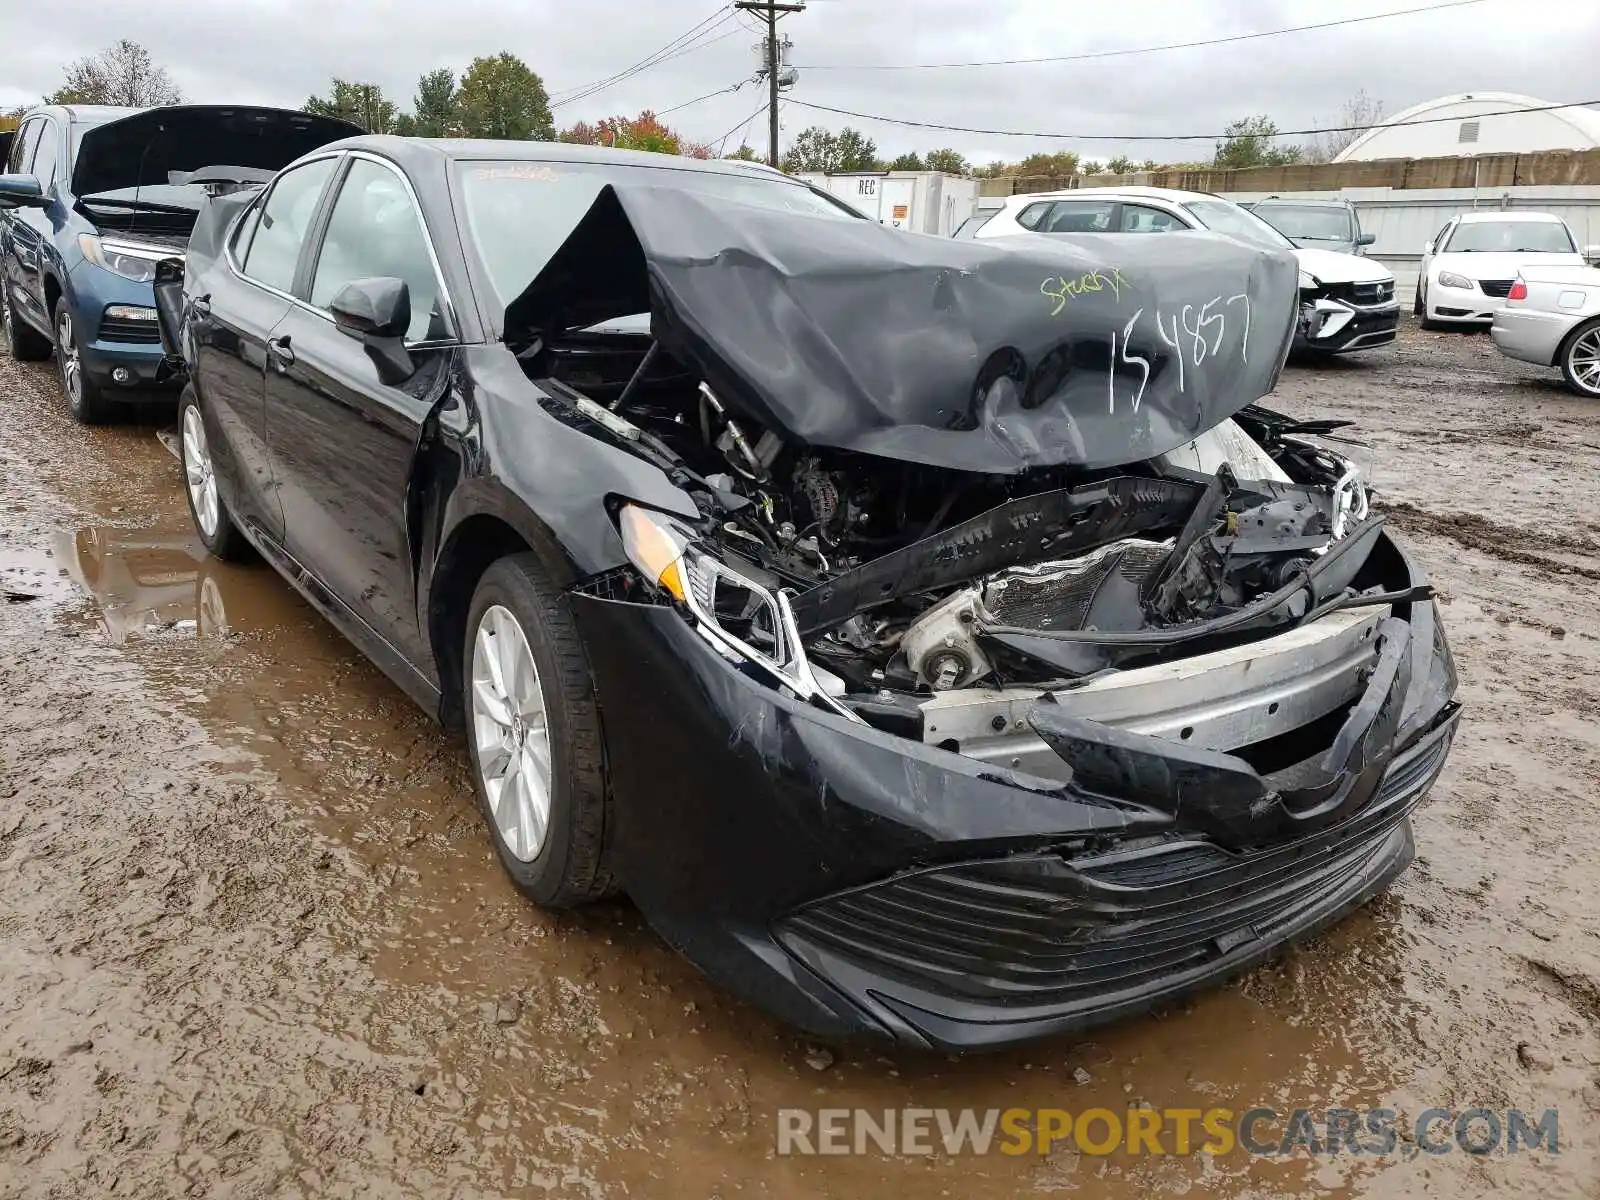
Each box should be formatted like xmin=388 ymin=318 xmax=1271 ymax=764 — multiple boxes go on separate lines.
xmin=3 ymin=0 xmax=1596 ymax=164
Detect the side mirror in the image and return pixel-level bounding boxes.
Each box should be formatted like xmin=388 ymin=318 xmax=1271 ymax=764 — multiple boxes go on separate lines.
xmin=1422 ymin=241 xmax=1434 ymax=255
xmin=330 ymin=276 xmax=414 ymax=385
xmin=0 ymin=174 xmax=46 ymax=209
xmin=1586 ymin=244 xmax=1600 ymax=263
xmin=1357 ymin=231 xmax=1376 ymax=247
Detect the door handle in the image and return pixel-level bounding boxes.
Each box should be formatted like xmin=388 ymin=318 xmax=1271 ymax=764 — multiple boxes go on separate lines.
xmin=190 ymin=295 xmax=211 ymax=318
xmin=267 ymin=335 xmax=294 ymax=370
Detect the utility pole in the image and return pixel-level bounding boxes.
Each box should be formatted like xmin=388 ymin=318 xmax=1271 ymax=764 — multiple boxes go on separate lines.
xmin=735 ymin=0 xmax=804 ymax=168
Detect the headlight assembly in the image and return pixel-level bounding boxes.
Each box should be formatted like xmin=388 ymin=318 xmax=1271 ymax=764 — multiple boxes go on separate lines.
xmin=1437 ymin=271 xmax=1474 ymax=290
xmin=77 ymin=234 xmax=163 ymax=283
xmin=617 ymin=503 xmax=857 ymax=721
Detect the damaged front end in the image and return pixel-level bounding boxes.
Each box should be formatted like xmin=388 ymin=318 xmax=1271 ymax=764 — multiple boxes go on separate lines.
xmin=520 ymin=181 xmax=1459 ymax=1048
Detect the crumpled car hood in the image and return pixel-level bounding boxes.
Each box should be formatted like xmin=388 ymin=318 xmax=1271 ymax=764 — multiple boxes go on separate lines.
xmin=72 ymin=105 xmax=360 ymax=199
xmin=506 ymin=184 xmax=1300 ymax=473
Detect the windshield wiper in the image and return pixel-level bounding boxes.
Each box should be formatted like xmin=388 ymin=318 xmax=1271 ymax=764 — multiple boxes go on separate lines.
xmin=76 ymin=196 xmax=197 ymax=217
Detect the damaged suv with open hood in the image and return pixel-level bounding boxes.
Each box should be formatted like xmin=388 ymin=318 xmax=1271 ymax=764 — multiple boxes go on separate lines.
xmin=0 ymin=104 xmax=358 ymax=422
xmin=155 ymin=138 xmax=1460 ymax=1051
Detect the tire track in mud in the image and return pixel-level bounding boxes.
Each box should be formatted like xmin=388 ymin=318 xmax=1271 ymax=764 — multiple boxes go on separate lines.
xmin=1382 ymin=502 xmax=1600 ymax=582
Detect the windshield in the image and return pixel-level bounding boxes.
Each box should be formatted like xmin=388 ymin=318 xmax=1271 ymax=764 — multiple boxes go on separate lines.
xmin=1443 ymin=220 xmax=1575 ymax=253
xmin=455 ymin=159 xmax=862 ymax=310
xmin=1182 ymin=199 xmax=1294 ymax=251
xmin=1250 ymin=204 xmax=1353 ymax=242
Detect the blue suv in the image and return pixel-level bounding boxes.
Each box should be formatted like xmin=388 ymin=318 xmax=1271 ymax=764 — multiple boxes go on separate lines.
xmin=0 ymin=104 xmax=358 ymax=422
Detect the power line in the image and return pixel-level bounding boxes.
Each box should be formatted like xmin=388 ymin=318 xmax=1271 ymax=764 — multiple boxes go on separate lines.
xmin=550 ymin=5 xmax=735 ymax=108
xmin=714 ymin=98 xmax=771 ymax=155
xmin=795 ymin=0 xmax=1495 ymax=70
xmin=656 ymin=78 xmax=752 ymax=118
xmin=782 ymin=96 xmax=1600 ymax=143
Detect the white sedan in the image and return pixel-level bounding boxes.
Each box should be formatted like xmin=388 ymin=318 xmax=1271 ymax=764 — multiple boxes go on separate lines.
xmin=1491 ymin=265 xmax=1600 ymax=397
xmin=974 ymin=186 xmax=1400 ymax=354
xmin=1416 ymin=211 xmax=1597 ymax=328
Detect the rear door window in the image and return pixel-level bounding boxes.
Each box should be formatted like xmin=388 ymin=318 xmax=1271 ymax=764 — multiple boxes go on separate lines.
xmin=1036 ymin=200 xmax=1116 ymax=234
xmin=9 ymin=120 xmax=40 ymax=175
xmin=240 ymin=157 xmax=339 ymax=294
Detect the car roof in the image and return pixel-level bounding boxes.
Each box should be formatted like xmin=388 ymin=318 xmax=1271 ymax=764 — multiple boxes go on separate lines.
xmin=1006 ymin=184 xmax=1218 ymax=208
xmin=26 ymin=104 xmax=145 ymax=127
xmin=1455 ymin=210 xmax=1565 ymax=223
xmin=1252 ymin=197 xmax=1350 ymax=207
xmin=321 ymin=134 xmax=797 ymax=182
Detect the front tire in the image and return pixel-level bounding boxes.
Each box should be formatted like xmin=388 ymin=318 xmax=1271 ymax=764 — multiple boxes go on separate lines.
xmin=2 ymin=285 xmax=51 ymax=361
xmin=54 ymin=300 xmax=113 ymax=424
xmin=1560 ymin=317 xmax=1600 ymax=398
xmin=1416 ymin=282 xmax=1442 ymax=331
xmin=179 ymin=387 xmax=252 ymax=561
xmin=463 ymin=554 xmax=613 ymax=908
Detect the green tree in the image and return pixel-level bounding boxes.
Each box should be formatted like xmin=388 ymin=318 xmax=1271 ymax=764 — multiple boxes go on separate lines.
xmin=457 ymin=52 xmax=553 ymax=141
xmin=924 ymin=148 xmax=967 ymax=175
xmin=1015 ymin=151 xmax=1079 ymax=178
xmin=888 ymin=151 xmax=924 ymax=171
xmin=836 ymin=128 xmax=880 ymax=172
xmin=781 ymin=126 xmax=839 ymax=173
xmin=49 ymin=39 xmax=182 ymax=106
xmin=411 ymin=68 xmax=459 ymax=137
xmin=724 ymin=144 xmax=763 ymax=162
xmin=304 ymin=80 xmax=399 ymax=133
xmin=1105 ymin=154 xmax=1136 ymax=174
xmin=1213 ymin=115 xmax=1303 ymax=169
xmin=973 ymin=160 xmax=1011 ymax=180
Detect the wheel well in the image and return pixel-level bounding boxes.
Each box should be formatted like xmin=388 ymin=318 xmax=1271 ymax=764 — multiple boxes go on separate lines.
xmin=1556 ymin=314 xmax=1600 ymax=369
xmin=429 ymin=515 xmax=533 ymax=728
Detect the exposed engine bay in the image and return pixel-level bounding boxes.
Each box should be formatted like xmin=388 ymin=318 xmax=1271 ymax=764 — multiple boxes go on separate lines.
xmin=542 ymin=326 xmax=1424 ymax=778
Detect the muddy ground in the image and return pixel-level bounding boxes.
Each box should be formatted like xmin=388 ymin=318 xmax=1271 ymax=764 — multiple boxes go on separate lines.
xmin=2 ymin=320 xmax=1600 ymax=1198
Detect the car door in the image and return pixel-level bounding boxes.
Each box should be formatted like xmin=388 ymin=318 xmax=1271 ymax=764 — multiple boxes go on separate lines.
xmin=16 ymin=117 xmax=63 ymax=324
xmin=1 ymin=119 xmax=47 ymax=333
xmin=197 ymin=154 xmax=341 ymax=544
xmin=264 ymin=152 xmax=456 ymax=670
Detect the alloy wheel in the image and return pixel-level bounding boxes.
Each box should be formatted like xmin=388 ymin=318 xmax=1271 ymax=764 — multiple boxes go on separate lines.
xmin=470 ymin=604 xmax=553 ymax=863
xmin=1569 ymin=327 xmax=1600 ymax=396
xmin=56 ymin=310 xmax=82 ymax=407
xmin=181 ymin=405 xmax=221 ymax=538
xmin=1 ymin=290 xmax=13 ymax=351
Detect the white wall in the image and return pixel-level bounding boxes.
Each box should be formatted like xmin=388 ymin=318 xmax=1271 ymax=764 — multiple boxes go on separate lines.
xmin=1336 ymin=98 xmax=1600 ymax=162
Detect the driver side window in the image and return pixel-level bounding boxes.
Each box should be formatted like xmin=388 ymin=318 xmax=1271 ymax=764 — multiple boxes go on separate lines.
xmin=309 ymin=158 xmax=446 ymax=343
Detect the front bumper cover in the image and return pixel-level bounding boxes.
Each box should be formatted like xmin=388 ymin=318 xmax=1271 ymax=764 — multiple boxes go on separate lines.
xmin=570 ymin=533 xmax=1459 ymax=1051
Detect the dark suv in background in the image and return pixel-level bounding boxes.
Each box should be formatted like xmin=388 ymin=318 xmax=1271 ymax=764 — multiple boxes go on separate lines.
xmin=0 ymin=104 xmax=357 ymax=422
xmin=1245 ymin=196 xmax=1376 ymax=257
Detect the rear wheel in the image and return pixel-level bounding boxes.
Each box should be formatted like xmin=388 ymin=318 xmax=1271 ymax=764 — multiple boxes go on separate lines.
xmin=462 ymin=554 xmax=613 ymax=908
xmin=54 ymin=300 xmax=113 ymax=424
xmin=179 ymin=388 xmax=252 ymax=561
xmin=1560 ymin=317 xmax=1600 ymax=398
xmin=1 ymin=285 xmax=51 ymax=361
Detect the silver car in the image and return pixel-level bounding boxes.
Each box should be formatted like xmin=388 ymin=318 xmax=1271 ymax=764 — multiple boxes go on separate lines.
xmin=1492 ymin=265 xmax=1600 ymax=397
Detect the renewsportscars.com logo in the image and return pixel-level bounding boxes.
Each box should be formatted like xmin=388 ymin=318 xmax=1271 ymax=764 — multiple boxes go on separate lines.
xmin=775 ymin=1106 xmax=1560 ymax=1158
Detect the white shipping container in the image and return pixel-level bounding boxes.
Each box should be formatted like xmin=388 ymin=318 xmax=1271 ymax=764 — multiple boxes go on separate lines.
xmin=798 ymin=171 xmax=979 ymax=237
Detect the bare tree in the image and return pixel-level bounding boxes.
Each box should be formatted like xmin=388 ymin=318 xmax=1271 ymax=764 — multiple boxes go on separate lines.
xmin=1308 ymin=90 xmax=1386 ymax=162
xmin=48 ymin=40 xmax=183 ymax=107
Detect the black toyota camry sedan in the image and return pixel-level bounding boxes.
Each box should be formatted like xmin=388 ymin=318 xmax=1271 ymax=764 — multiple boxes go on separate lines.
xmin=155 ymin=137 xmax=1460 ymax=1051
